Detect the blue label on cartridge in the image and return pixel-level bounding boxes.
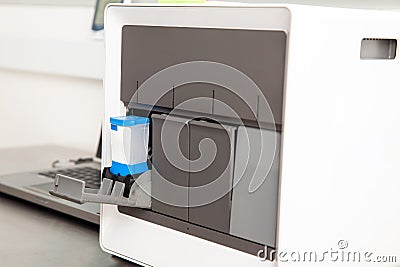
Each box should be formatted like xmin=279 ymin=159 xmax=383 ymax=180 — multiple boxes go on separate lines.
xmin=111 ymin=124 xmax=118 ymax=131
xmin=110 ymin=161 xmax=148 ymax=176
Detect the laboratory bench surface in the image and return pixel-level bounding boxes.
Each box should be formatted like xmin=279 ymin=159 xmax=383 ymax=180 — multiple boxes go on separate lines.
xmin=0 ymin=145 xmax=138 ymax=267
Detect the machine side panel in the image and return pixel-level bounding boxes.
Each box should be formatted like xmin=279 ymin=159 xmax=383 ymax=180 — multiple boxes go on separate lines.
xmin=230 ymin=127 xmax=280 ymax=247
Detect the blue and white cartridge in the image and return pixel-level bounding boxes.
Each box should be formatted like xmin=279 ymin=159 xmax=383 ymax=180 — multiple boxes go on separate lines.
xmin=109 ymin=116 xmax=149 ymax=176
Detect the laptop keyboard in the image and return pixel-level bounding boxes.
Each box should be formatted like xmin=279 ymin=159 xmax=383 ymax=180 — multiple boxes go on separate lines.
xmin=39 ymin=167 xmax=101 ymax=189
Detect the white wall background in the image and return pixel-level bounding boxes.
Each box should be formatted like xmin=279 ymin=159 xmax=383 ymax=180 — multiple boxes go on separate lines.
xmin=0 ymin=4 xmax=104 ymax=152
xmin=0 ymin=69 xmax=103 ymax=151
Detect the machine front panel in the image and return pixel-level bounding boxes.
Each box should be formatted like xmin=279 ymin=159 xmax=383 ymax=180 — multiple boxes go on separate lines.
xmin=115 ymin=17 xmax=287 ymax=259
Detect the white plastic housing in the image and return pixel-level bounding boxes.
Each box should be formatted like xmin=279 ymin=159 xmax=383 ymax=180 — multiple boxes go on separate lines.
xmin=101 ymin=4 xmax=400 ymax=267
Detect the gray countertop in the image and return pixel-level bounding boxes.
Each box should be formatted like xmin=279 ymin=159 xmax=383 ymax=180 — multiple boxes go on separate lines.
xmin=0 ymin=145 xmax=138 ymax=267
xmin=0 ymin=193 xmax=137 ymax=267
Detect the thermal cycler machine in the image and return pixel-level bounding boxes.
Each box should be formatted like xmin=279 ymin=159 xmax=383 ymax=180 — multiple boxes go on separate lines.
xmin=51 ymin=3 xmax=400 ymax=267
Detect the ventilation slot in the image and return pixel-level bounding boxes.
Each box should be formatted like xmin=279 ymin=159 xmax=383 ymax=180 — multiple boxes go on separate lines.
xmin=360 ymin=38 xmax=397 ymax=60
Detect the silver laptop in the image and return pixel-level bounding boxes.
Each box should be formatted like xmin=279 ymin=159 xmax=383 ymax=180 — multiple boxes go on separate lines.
xmin=0 ymin=137 xmax=102 ymax=224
